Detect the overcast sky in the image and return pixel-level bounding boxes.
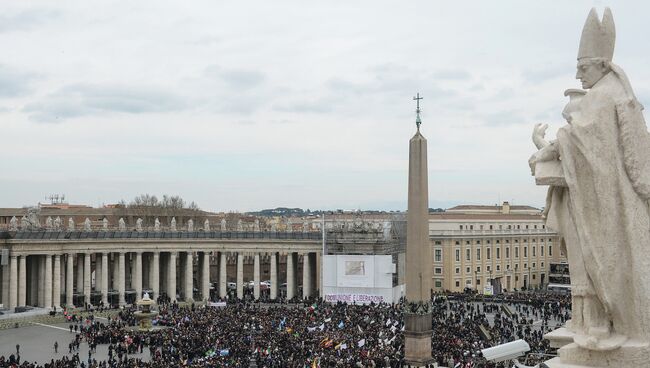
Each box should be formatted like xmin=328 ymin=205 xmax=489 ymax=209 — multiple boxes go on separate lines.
xmin=1 ymin=0 xmax=649 ymax=212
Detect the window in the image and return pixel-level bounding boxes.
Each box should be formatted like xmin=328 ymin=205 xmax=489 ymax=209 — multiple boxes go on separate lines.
xmin=541 ymin=262 xmax=545 ymax=268
xmin=506 ymin=247 xmax=510 ymax=259
xmin=466 ymin=241 xmax=470 ymax=245
xmin=496 ymin=240 xmax=500 ymax=244
xmin=476 ymin=240 xmax=481 ymax=244
xmin=455 ymin=249 xmax=460 ymax=262
xmin=476 ymin=266 xmax=481 ymax=273
xmin=524 ymin=238 xmax=527 ymax=243
xmin=489 ymin=225 xmax=493 ymax=230
xmin=517 ymin=225 xmax=520 ymax=229
xmin=496 ymin=265 xmax=501 ymax=271
xmin=515 ymin=247 xmax=519 ymax=258
xmin=435 ymin=240 xmax=441 ymax=245
xmin=466 ymin=279 xmax=472 ymax=285
xmin=466 ymin=267 xmax=471 ymax=274
xmin=435 ymin=249 xmax=442 ymax=262
xmin=506 ymin=264 xmax=510 ymax=270
xmin=455 ymin=280 xmax=460 ymax=288
xmin=435 ymin=267 xmax=442 ymax=274
xmin=477 ymin=278 xmax=481 ymax=285
xmin=532 ymin=263 xmax=536 ymax=269
xmin=524 ymin=246 xmax=528 ymax=258
xmin=480 ymin=225 xmax=483 ymax=230
xmin=455 ymin=267 xmax=460 ymax=274
xmin=496 ymin=247 xmax=501 ymax=259
xmin=499 ymin=225 xmax=503 ymax=230
xmin=526 ymin=225 xmax=529 ymax=229
xmin=459 ymin=225 xmax=463 ymax=230
xmin=524 ymin=263 xmax=528 ymax=269
xmin=455 ymin=241 xmax=460 ymax=245
xmin=476 ymin=248 xmax=481 ymax=261
xmin=487 ymin=265 xmax=491 ymax=272
xmin=532 ymin=246 xmax=536 ymax=257
xmin=541 ymin=245 xmax=545 ymax=257
xmin=487 ymin=248 xmax=491 ymax=260
xmin=534 ymin=225 xmax=537 ymax=229
xmin=466 ymin=248 xmax=471 ymax=261
xmin=435 ymin=280 xmax=442 ymax=288
xmin=470 ymin=225 xmax=474 ymax=230
xmin=532 ymin=274 xmax=536 ymax=280
xmin=487 ymin=240 xmax=491 ymax=244
xmin=549 ymin=245 xmax=553 ymax=256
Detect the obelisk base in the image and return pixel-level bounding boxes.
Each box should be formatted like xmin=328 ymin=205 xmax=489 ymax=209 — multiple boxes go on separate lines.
xmin=404 ymin=312 xmax=434 ymax=366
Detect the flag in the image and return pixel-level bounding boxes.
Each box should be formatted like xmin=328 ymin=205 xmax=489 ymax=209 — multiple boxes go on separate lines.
xmin=307 ymin=326 xmax=317 ymax=332
xmin=219 ymin=349 xmax=229 ymax=356
xmin=357 ymin=339 xmax=365 ymax=347
xmin=357 ymin=325 xmax=363 ymax=333
xmin=385 ymin=318 xmax=391 ymax=327
xmin=324 ymin=318 xmax=331 ymax=323
xmin=340 ymin=343 xmax=348 ymax=350
xmin=338 ymin=321 xmax=344 ymax=329
xmin=286 ymin=327 xmax=293 ymax=333
xmin=318 ymin=323 xmax=325 ymax=331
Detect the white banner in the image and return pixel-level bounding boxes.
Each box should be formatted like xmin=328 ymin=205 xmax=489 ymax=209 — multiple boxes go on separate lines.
xmin=324 ymin=293 xmax=385 ymax=304
xmin=208 ymin=301 xmax=227 ymax=308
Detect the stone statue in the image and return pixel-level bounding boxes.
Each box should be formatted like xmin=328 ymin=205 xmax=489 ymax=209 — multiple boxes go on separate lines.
xmin=171 ymin=217 xmax=177 ymax=232
xmin=154 ymin=218 xmax=161 ymax=232
xmin=9 ymin=216 xmax=17 ymax=231
xmin=204 ymin=219 xmax=210 ymax=231
xmin=102 ymin=218 xmax=108 ymax=231
xmin=54 ymin=216 xmax=61 ymax=231
xmin=83 ymin=218 xmax=92 ymax=232
xmin=68 ymin=217 xmax=75 ymax=231
xmin=220 ymin=218 xmax=227 ymax=231
xmin=530 ymin=7 xmax=650 ymax=363
xmin=302 ymin=221 xmax=309 ymax=233
xmin=118 ymin=218 xmax=126 ymax=231
xmin=136 ymin=218 xmax=143 ymax=232
xmin=187 ymin=219 xmax=194 ymax=232
xmin=20 ymin=216 xmax=28 ymax=230
xmin=254 ymin=219 xmax=260 ymax=232
xmin=236 ymin=219 xmax=243 ymax=232
xmin=46 ymin=216 xmax=53 ymax=231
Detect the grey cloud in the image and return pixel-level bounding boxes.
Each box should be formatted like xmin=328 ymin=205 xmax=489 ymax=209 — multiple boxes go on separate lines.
xmin=523 ymin=63 xmax=573 ymax=83
xmin=273 ymin=99 xmax=333 ymax=113
xmin=24 ymin=83 xmax=186 ymax=122
xmin=0 ymin=9 xmax=60 ymax=33
xmin=431 ymin=69 xmax=471 ymax=80
xmin=481 ymin=110 xmax=526 ymax=126
xmin=0 ymin=65 xmax=39 ymax=98
xmin=204 ymin=65 xmax=265 ymax=90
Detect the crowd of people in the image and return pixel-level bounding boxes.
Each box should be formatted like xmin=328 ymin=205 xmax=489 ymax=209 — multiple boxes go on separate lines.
xmin=0 ymin=291 xmax=571 ymax=368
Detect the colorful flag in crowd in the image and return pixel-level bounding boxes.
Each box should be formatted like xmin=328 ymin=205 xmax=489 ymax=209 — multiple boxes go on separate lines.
xmin=357 ymin=339 xmax=365 ymax=347
xmin=338 ymin=321 xmax=344 ymax=329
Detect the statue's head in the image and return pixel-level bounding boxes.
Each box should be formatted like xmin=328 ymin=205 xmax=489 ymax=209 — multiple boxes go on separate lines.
xmin=576 ymin=8 xmax=615 ymax=89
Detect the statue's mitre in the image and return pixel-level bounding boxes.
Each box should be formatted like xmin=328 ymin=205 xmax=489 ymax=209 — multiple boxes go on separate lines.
xmin=578 ymin=7 xmax=615 ymax=61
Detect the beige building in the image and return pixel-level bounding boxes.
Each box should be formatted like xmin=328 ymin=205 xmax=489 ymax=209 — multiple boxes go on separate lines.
xmin=429 ymin=202 xmax=563 ymax=293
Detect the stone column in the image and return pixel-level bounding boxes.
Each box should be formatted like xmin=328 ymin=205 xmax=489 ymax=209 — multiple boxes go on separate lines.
xmin=95 ymin=254 xmax=102 ymax=292
xmin=84 ymin=253 xmax=91 ymax=305
xmin=118 ymin=252 xmax=126 ymax=306
xmin=185 ymin=252 xmax=193 ymax=302
xmin=236 ymin=253 xmax=244 ymax=299
xmin=134 ymin=252 xmax=142 ymax=302
xmin=287 ymin=252 xmax=295 ymax=300
xmin=38 ymin=256 xmax=44 ymax=307
xmin=53 ymin=254 xmax=61 ymax=308
xmin=76 ymin=254 xmax=83 ymax=294
xmin=112 ymin=255 xmax=119 ymax=290
xmin=302 ymin=253 xmax=312 ymax=299
xmin=253 ymin=253 xmax=260 ymax=300
xmin=202 ymin=252 xmax=210 ymax=302
xmin=66 ymin=253 xmax=74 ymax=307
xmin=219 ymin=252 xmax=227 ymax=298
xmin=270 ymin=253 xmax=278 ymax=300
xmin=18 ymin=255 xmax=27 ymax=307
xmin=9 ymin=256 xmax=17 ymax=310
xmin=44 ymin=255 xmax=52 ymax=308
xmin=101 ymin=253 xmax=108 ymax=306
xmin=152 ymin=252 xmax=160 ymax=300
xmin=168 ymin=252 xmax=177 ymax=302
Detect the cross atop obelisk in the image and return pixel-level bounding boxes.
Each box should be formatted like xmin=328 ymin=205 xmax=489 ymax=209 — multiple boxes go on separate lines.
xmin=413 ymin=93 xmax=423 ymax=130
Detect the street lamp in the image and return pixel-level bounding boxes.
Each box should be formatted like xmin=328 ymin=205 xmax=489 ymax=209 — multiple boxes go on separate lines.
xmin=474 ymin=270 xmax=479 ymax=292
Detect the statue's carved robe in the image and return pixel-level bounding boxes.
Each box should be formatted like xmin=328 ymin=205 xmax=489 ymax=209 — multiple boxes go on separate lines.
xmin=555 ymin=70 xmax=650 ymax=339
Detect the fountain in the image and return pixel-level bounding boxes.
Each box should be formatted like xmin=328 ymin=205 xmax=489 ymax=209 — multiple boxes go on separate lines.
xmin=134 ymin=293 xmax=158 ymax=331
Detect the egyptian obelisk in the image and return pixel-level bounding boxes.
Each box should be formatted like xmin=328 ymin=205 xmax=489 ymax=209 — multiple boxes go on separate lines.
xmin=404 ymin=93 xmax=433 ymax=366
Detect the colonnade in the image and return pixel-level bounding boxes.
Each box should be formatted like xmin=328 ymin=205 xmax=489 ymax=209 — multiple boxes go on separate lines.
xmin=0 ymin=250 xmax=318 ymax=310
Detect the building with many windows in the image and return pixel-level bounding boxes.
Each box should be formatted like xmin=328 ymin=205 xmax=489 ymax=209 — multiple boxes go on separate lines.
xmin=429 ymin=202 xmax=564 ymax=293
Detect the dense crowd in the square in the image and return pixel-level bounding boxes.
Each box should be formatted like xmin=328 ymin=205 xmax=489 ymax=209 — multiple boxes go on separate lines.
xmin=0 ymin=291 xmax=570 ymax=368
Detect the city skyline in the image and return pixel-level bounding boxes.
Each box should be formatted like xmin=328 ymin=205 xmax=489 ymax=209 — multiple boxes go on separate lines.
xmin=2 ymin=1 xmax=649 ymax=212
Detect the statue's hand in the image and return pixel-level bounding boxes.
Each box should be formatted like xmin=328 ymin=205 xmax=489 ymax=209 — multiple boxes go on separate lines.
xmin=532 ymin=123 xmax=550 ymax=149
